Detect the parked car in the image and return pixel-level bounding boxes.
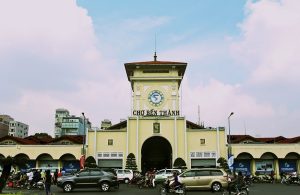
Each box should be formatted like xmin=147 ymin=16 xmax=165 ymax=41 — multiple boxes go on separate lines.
xmin=115 ymin=169 xmax=134 ymax=183
xmin=56 ymin=168 xmax=119 ymax=192
xmin=154 ymin=168 xmax=182 ymax=184
xmin=176 ymin=168 xmax=228 ymax=192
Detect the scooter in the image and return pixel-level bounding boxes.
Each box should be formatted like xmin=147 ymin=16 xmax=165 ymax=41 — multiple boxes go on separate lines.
xmin=27 ymin=179 xmax=44 ymax=190
xmin=285 ymin=174 xmax=300 ymax=185
xmin=160 ymin=179 xmax=186 ymax=195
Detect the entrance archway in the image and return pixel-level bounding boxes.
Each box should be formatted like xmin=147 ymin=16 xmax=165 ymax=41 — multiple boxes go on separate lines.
xmin=141 ymin=136 xmax=172 ymax=173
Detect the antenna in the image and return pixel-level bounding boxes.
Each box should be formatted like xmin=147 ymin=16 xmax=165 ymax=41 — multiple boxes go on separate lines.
xmin=154 ymin=33 xmax=157 ymax=61
xmin=244 ymin=120 xmax=247 ymax=135
xmin=198 ymin=105 xmax=200 ymax=125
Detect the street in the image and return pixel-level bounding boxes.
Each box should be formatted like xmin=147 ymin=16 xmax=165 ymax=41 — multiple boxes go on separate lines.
xmin=3 ymin=183 xmax=300 ymax=195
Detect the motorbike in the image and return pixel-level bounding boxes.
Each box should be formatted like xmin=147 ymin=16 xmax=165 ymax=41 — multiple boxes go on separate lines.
xmin=285 ymin=174 xmax=300 ymax=185
xmin=27 ymin=179 xmax=45 ymax=190
xmin=244 ymin=175 xmax=252 ymax=186
xmin=223 ymin=183 xmax=249 ymax=195
xmin=137 ymin=176 xmax=155 ymax=189
xmin=128 ymin=173 xmax=143 ymax=186
xmin=159 ymin=179 xmax=186 ymax=195
xmin=252 ymin=174 xmax=273 ymax=183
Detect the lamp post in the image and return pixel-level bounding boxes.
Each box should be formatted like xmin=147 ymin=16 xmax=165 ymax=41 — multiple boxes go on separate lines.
xmin=82 ymin=112 xmax=85 ymax=155
xmin=228 ymin=112 xmax=234 ymax=156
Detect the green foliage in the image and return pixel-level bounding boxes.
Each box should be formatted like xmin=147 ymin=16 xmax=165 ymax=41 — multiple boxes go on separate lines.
xmin=84 ymin=162 xmax=97 ymax=168
xmin=125 ymin=153 xmax=137 ymax=170
xmin=217 ymin=157 xmax=230 ymax=173
xmin=173 ymin=157 xmax=187 ymax=169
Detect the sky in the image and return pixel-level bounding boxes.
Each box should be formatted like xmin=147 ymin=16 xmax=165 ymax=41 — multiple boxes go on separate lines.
xmin=1 ymin=0 xmax=300 ymax=138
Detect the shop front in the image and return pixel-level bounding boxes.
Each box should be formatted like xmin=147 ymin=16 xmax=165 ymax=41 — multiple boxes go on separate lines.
xmin=233 ymin=160 xmax=251 ymax=174
xmin=279 ymin=159 xmax=297 ymax=173
xmin=255 ymin=160 xmax=274 ymax=175
xmin=19 ymin=160 xmax=36 ymax=172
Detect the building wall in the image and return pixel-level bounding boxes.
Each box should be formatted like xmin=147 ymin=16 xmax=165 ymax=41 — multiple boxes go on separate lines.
xmin=9 ymin=121 xmax=28 ymax=138
xmin=187 ymin=129 xmax=227 ymax=166
xmin=0 ymin=145 xmax=82 ymax=159
xmin=232 ymin=144 xmax=300 ymax=179
xmin=232 ymin=144 xmax=300 ymax=159
xmin=0 ymin=122 xmax=9 ymax=138
xmin=86 ymin=118 xmax=228 ymax=170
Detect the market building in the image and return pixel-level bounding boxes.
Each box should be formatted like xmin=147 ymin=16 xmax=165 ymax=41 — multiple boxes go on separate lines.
xmin=85 ymin=56 xmax=228 ymax=173
xmin=0 ymin=56 xmax=299 ymax=179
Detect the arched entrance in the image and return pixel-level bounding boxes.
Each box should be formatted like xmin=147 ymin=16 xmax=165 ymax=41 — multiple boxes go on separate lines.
xmin=141 ymin=136 xmax=172 ymax=173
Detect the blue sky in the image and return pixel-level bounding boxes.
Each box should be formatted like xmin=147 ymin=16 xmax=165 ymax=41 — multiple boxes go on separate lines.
xmin=0 ymin=0 xmax=299 ymax=137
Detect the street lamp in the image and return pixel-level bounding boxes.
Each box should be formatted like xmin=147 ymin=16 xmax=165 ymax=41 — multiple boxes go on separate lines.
xmin=82 ymin=112 xmax=85 ymax=155
xmin=228 ymin=112 xmax=234 ymax=156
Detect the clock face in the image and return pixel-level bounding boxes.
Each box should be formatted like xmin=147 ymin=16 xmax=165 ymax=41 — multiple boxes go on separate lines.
xmin=148 ymin=90 xmax=164 ymax=106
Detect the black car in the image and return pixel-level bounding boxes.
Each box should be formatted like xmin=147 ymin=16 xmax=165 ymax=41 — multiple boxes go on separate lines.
xmin=57 ymin=168 xmax=119 ymax=192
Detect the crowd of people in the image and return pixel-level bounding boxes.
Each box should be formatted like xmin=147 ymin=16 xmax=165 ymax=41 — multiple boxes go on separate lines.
xmin=7 ymin=168 xmax=66 ymax=195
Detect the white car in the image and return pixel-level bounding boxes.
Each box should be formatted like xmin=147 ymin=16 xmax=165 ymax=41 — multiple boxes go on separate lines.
xmin=154 ymin=169 xmax=182 ymax=184
xmin=115 ymin=169 xmax=133 ymax=183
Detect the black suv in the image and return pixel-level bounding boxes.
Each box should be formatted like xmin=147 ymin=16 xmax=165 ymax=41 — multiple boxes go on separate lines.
xmin=57 ymin=168 xmax=119 ymax=192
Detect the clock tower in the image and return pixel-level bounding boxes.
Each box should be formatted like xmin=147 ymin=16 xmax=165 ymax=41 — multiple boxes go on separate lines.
xmin=125 ymin=54 xmax=187 ymax=117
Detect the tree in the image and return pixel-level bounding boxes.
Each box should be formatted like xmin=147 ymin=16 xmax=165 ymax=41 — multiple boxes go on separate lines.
xmin=173 ymin=157 xmax=187 ymax=170
xmin=217 ymin=157 xmax=230 ymax=173
xmin=125 ymin=153 xmax=137 ymax=170
xmin=0 ymin=156 xmax=28 ymax=193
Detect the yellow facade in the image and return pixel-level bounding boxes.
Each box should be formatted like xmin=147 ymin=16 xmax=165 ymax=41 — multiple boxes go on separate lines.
xmin=0 ymin=57 xmax=299 ymax=176
xmin=86 ymin=59 xmax=228 ymax=172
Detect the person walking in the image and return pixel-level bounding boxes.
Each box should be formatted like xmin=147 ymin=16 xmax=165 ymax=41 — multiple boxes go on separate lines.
xmin=44 ymin=170 xmax=52 ymax=195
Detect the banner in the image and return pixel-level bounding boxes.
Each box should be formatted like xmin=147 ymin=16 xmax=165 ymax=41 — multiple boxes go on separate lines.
xmin=279 ymin=160 xmax=297 ymax=173
xmin=233 ymin=160 xmax=251 ymax=174
xmin=255 ymin=160 xmax=274 ymax=174
xmin=62 ymin=160 xmax=80 ymax=173
xmin=19 ymin=160 xmax=36 ymax=172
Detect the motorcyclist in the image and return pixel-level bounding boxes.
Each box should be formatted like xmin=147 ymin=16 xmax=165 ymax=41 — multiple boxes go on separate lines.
xmin=228 ymin=171 xmax=245 ymax=194
xmin=169 ymin=171 xmax=181 ymax=191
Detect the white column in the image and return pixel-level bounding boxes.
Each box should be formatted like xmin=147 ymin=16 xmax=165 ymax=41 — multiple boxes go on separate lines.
xmin=216 ymin=127 xmax=220 ymax=166
xmin=94 ymin=128 xmax=97 ymax=165
xmin=136 ymin=116 xmax=139 ymax=169
xmin=126 ymin=118 xmax=129 ymax=157
xmin=184 ymin=117 xmax=188 ymax=167
xmin=174 ymin=116 xmax=178 ymax=160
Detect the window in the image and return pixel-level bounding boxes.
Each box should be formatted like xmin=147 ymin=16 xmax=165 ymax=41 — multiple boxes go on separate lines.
xmin=200 ymin=139 xmax=205 ymax=145
xmin=108 ymin=139 xmax=113 ymax=146
xmin=124 ymin=170 xmax=132 ymax=174
xmin=78 ymin=171 xmax=89 ymax=177
xmin=211 ymin=170 xmax=223 ymax=176
xmin=90 ymin=170 xmax=102 ymax=176
xmin=182 ymin=170 xmax=196 ymax=177
xmin=153 ymin=122 xmax=160 ymax=133
xmin=196 ymin=170 xmax=210 ymax=176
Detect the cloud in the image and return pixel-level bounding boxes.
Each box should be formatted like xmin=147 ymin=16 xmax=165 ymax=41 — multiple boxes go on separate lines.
xmin=181 ymin=78 xmax=275 ymax=130
xmin=0 ymin=0 xmax=105 ymax=93
xmin=231 ymin=0 xmax=300 ymax=84
xmin=0 ymin=0 xmax=112 ymax=134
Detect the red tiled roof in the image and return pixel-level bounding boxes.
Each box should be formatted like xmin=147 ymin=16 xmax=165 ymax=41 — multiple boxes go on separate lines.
xmin=0 ymin=135 xmax=83 ymax=145
xmin=124 ymin=60 xmax=187 ymax=65
xmin=51 ymin=135 xmax=83 ymax=144
xmin=278 ymin=136 xmax=300 ymax=143
xmin=0 ymin=135 xmax=38 ymax=145
xmin=230 ymin=135 xmax=300 ymax=144
xmin=229 ymin=135 xmax=260 ymax=143
xmin=24 ymin=135 xmax=53 ymax=144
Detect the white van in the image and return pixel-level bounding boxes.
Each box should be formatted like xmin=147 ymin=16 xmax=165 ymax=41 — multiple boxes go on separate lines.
xmin=154 ymin=168 xmax=182 ymax=184
xmin=115 ymin=169 xmax=133 ymax=183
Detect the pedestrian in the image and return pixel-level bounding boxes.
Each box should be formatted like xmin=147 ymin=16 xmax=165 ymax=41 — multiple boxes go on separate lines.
xmin=270 ymin=170 xmax=275 ymax=184
xmin=44 ymin=170 xmax=52 ymax=195
xmin=53 ymin=169 xmax=58 ymax=185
